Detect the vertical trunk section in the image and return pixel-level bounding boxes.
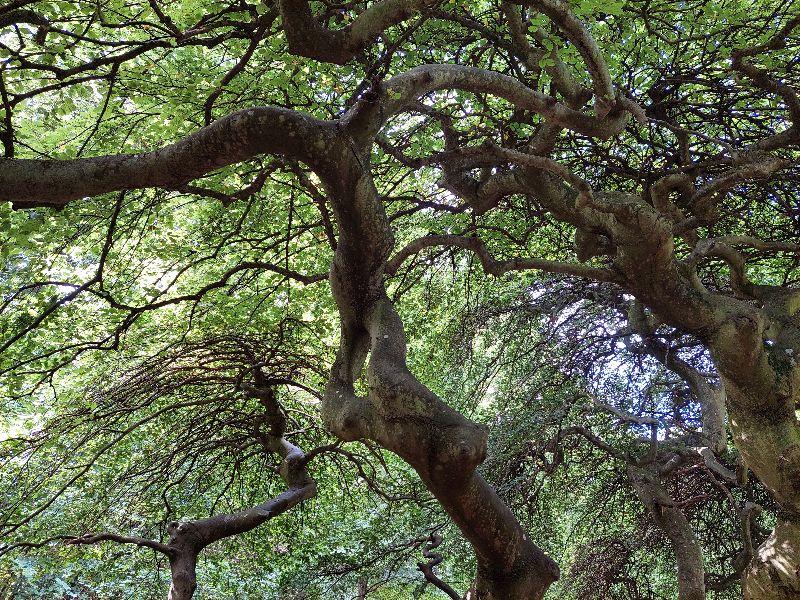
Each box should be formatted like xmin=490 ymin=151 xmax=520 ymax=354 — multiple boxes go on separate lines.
xmin=435 ymin=474 xmax=558 ymax=600
xmin=168 ymin=552 xmax=198 ymax=600
xmin=713 ymin=362 xmax=800 ymax=599
xmin=320 ymin=146 xmax=559 ymax=598
xmin=743 ymin=517 xmax=800 ymax=600
xmin=628 ymin=467 xmax=706 ymax=600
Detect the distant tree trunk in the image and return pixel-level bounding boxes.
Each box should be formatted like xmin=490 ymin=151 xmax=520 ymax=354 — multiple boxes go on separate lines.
xmin=357 ymin=578 xmax=368 ymax=599
xmin=628 ymin=467 xmax=706 ymax=600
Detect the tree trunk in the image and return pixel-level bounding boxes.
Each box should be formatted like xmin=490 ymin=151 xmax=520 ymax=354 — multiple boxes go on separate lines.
xmin=628 ymin=467 xmax=706 ymax=600
xmin=357 ymin=578 xmax=368 ymax=599
xmin=438 ymin=475 xmax=558 ymax=600
xmin=743 ymin=517 xmax=800 ymax=600
xmin=474 ymin=566 xmax=552 ymax=600
xmin=319 ymin=146 xmax=559 ymax=598
xmin=168 ymin=552 xmax=198 ymax=600
xmin=609 ymin=205 xmax=800 ymax=600
xmin=709 ymin=315 xmax=800 ymax=599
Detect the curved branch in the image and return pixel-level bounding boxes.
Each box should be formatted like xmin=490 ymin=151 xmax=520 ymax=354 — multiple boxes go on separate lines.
xmin=279 ymin=0 xmax=437 ymax=64
xmin=416 ymin=533 xmax=461 ymax=600
xmin=61 ymin=380 xmax=318 ymax=600
xmin=628 ymin=466 xmax=707 ymax=600
xmin=700 ymin=236 xmax=800 ymax=254
xmin=381 ymin=64 xmax=630 ymax=139
xmin=0 ymin=107 xmax=331 ymax=208
xmin=519 ymin=0 xmax=615 ymax=116
xmin=0 ymin=8 xmax=48 ymax=28
xmin=386 ymin=234 xmax=620 ymax=282
xmin=689 ymin=156 xmax=790 ymax=214
xmin=420 ymin=144 xmax=594 ymax=202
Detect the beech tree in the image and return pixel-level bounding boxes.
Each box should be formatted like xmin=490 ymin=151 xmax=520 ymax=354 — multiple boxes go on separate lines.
xmin=0 ymin=0 xmax=798 ymax=599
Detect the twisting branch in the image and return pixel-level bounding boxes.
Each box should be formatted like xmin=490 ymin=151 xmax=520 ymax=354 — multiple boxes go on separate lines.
xmin=627 ymin=466 xmax=707 ymax=600
xmin=730 ymin=14 xmax=800 ymax=127
xmin=416 ymin=143 xmax=594 ymax=204
xmin=416 ymin=533 xmax=461 ymax=600
xmin=382 ymin=64 xmax=632 ymax=139
xmin=278 ymin=0 xmax=439 ymax=65
xmin=688 ymin=156 xmax=790 ymax=214
xmin=202 ymin=18 xmax=275 ymax=126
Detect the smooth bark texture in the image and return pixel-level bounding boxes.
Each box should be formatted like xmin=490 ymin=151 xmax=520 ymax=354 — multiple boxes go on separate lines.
xmin=315 ymin=129 xmax=559 ymax=596
xmin=743 ymin=517 xmax=800 ymax=600
xmin=278 ymin=0 xmax=439 ymax=64
xmin=0 ymin=107 xmax=329 ymax=208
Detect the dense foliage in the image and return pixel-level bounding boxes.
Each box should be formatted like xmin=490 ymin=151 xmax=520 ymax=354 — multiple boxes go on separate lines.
xmin=0 ymin=0 xmax=798 ymax=599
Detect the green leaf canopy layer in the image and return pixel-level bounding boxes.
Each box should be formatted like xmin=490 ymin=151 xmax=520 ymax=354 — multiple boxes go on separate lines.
xmin=0 ymin=1 xmax=798 ymax=599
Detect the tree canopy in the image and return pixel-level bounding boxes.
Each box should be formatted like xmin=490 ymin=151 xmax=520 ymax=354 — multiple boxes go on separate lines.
xmin=0 ymin=0 xmax=798 ymax=599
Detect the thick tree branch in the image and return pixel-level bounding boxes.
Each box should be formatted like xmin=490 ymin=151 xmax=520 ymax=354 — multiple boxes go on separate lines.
xmin=0 ymin=107 xmax=331 ymax=208
xmin=381 ymin=64 xmax=631 ymax=139
xmin=518 ymin=0 xmax=615 ymax=116
xmin=279 ymin=0 xmax=438 ymax=64
xmin=628 ymin=466 xmax=707 ymax=600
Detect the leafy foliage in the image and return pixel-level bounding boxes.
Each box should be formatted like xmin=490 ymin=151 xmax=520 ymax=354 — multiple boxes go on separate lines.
xmin=1 ymin=0 xmax=798 ymax=598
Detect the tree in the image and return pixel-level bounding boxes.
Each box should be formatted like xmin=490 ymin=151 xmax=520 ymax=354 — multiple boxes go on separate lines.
xmin=0 ymin=0 xmax=798 ymax=598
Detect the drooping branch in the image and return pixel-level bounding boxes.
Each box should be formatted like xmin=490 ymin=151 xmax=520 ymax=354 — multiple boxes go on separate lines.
xmin=64 ymin=376 xmax=318 ymax=600
xmin=730 ymin=14 xmax=800 ymax=129
xmin=65 ymin=532 xmax=172 ymax=554
xmin=0 ymin=8 xmax=48 ymax=29
xmin=406 ymin=143 xmax=594 ymax=203
xmin=202 ymin=19 xmax=275 ymax=126
xmin=697 ymin=236 xmax=800 ymax=254
xmin=627 ymin=302 xmax=727 ymax=453
xmin=688 ymin=156 xmax=791 ymax=216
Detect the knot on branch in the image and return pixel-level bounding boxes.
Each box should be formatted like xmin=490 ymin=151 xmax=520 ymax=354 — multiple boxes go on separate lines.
xmin=574 ymin=227 xmax=614 ymax=261
xmin=167 ymin=521 xmax=206 ymax=551
xmin=429 ymin=422 xmax=488 ymax=480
